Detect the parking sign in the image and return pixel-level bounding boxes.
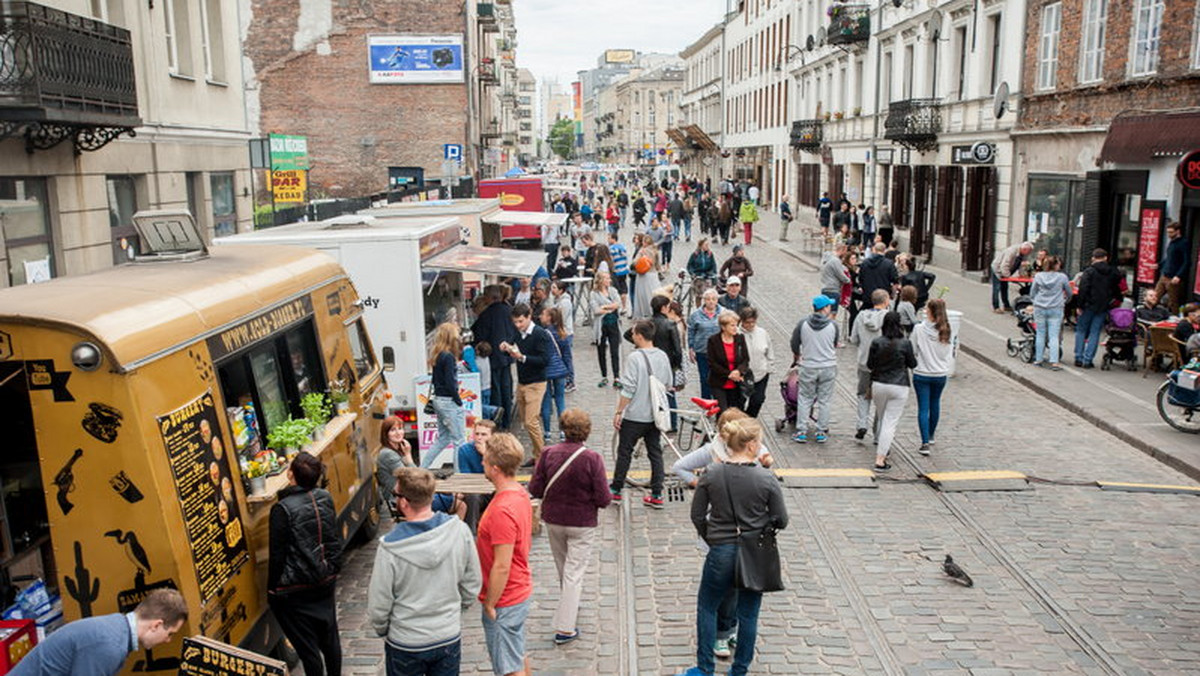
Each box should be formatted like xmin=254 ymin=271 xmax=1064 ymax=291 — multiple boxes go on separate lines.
xmin=444 ymin=144 xmax=463 ymax=161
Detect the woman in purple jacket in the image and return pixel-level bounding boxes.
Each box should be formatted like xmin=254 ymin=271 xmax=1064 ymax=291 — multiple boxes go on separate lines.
xmin=527 ymin=408 xmax=612 ymax=646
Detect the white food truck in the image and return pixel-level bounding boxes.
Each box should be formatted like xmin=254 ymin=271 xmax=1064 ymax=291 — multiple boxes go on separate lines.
xmin=216 ymin=213 xmax=545 ymax=463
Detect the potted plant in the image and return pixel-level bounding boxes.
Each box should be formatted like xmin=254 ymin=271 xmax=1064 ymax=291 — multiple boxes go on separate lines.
xmin=823 ymin=111 xmax=832 ymax=121
xmin=301 ymin=392 xmax=332 ymax=440
xmin=833 ymin=111 xmax=844 ymax=120
xmin=267 ymin=418 xmax=314 ymax=456
xmin=244 ymin=460 xmax=267 ymax=496
xmin=329 ymin=380 xmax=351 ymax=414
xmin=853 ymin=106 xmax=862 ymax=117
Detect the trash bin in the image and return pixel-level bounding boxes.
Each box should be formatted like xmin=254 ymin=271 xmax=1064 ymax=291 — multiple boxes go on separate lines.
xmin=947 ymin=309 xmax=963 ymax=376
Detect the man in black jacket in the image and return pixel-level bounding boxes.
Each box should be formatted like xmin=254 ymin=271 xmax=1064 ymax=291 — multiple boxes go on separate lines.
xmin=501 ymin=303 xmax=552 ymax=464
xmin=651 ymin=295 xmax=683 ymax=430
xmin=858 ymin=243 xmax=899 ymax=301
xmin=1156 ymin=221 xmax=1190 ymax=313
xmin=268 ymin=452 xmax=344 ymax=676
xmin=1074 ymin=248 xmax=1124 ymax=368
xmin=471 ymin=286 xmax=517 ymax=428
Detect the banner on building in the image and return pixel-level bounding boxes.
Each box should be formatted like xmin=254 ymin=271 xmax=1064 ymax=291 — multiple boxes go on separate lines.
xmin=1136 ymin=205 xmax=1163 ymax=285
xmin=268 ymin=134 xmax=308 ymax=171
xmin=271 ymin=170 xmax=307 ymax=203
xmin=368 ymin=35 xmax=464 ymax=84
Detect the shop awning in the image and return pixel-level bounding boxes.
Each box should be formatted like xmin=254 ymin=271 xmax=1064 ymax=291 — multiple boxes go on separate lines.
xmin=665 ymin=127 xmax=688 ymax=147
xmin=481 ymin=210 xmax=566 ymax=240
xmin=682 ymin=124 xmax=720 ymax=151
xmin=424 ymin=245 xmax=546 ymax=277
xmin=1099 ymin=109 xmax=1200 ymax=163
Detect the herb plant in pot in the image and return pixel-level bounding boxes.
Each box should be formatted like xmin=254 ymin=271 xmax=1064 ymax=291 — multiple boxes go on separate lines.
xmin=267 ymin=418 xmax=315 ymax=458
xmin=301 ymin=392 xmax=332 ymax=440
xmin=329 ymin=381 xmax=351 ymax=414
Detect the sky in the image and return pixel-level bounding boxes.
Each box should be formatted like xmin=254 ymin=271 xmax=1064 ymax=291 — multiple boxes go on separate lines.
xmin=513 ymin=1 xmax=727 ymax=91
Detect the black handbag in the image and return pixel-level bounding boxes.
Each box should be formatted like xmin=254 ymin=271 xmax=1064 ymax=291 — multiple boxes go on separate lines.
xmin=737 ymin=368 xmax=756 ymax=400
xmin=722 ymin=466 xmax=784 ymax=593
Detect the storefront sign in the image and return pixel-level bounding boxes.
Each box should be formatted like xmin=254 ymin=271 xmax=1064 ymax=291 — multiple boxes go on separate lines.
xmin=876 ymin=148 xmax=894 ymax=165
xmin=413 ymin=372 xmax=482 ymax=455
xmin=1136 ymin=206 xmax=1164 ymax=285
xmin=208 ymin=296 xmax=313 ymax=361
xmin=268 ymin=134 xmax=308 ymax=171
xmin=368 ymin=35 xmax=464 ymax=84
xmin=418 ymin=226 xmax=463 ymax=262
xmin=271 ymin=170 xmax=306 ymax=203
xmin=952 ymin=143 xmax=996 ymax=165
xmin=1179 ymin=149 xmax=1200 ymax=190
xmin=159 ymin=392 xmax=249 ymax=603
xmin=180 ymin=635 xmax=286 ymax=676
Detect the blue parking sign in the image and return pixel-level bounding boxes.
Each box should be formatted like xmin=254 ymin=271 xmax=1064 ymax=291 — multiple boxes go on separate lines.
xmin=444 ymin=144 xmax=463 ymax=161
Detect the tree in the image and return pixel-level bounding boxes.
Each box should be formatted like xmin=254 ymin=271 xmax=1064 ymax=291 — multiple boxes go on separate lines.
xmin=547 ymin=117 xmax=575 ymax=161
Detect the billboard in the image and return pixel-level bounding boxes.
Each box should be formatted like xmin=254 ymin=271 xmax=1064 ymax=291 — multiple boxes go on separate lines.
xmin=268 ymin=134 xmax=308 ymax=170
xmin=605 ymin=49 xmax=636 ymax=64
xmin=368 ymin=35 xmax=464 ymax=84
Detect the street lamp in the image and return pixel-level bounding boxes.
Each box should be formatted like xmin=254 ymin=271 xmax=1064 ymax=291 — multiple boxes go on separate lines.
xmin=775 ymin=45 xmax=806 ymax=72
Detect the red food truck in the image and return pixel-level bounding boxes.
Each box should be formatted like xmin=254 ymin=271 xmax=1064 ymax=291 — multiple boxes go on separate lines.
xmin=478 ymin=177 xmax=546 ymax=242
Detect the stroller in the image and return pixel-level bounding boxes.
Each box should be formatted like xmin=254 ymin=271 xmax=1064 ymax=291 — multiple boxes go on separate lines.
xmin=1101 ymin=307 xmax=1138 ymax=371
xmin=775 ymin=364 xmax=800 ymax=433
xmin=1005 ymin=295 xmax=1037 ymax=363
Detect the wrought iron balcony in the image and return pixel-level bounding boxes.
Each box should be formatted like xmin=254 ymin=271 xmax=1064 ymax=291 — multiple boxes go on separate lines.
xmin=0 ymin=1 xmax=140 ymax=153
xmin=790 ymin=119 xmax=823 ymax=152
xmin=827 ymin=4 xmax=870 ymax=46
xmin=478 ymin=4 xmax=499 ymax=32
xmin=883 ymin=98 xmax=942 ymax=152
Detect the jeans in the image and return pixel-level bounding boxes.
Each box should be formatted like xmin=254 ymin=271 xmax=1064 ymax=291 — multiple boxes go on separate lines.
xmin=269 ymin=587 xmax=341 ymax=676
xmin=385 ymin=641 xmax=460 ymax=676
xmin=745 ymin=376 xmax=769 ymax=418
xmin=597 ymin=320 xmax=621 ymax=379
xmin=694 ymin=353 xmax=712 ymax=399
xmin=683 ymin=215 xmax=693 ymax=239
xmin=696 ymin=544 xmax=763 ymax=676
xmin=543 ymin=242 xmax=559 ymax=272
xmin=912 ymin=374 xmax=947 ymax=445
xmin=491 ymin=361 xmax=514 ymax=429
xmin=991 ymin=274 xmax=1012 ymax=310
xmin=796 ymin=366 xmax=837 ymax=433
xmin=541 ymin=376 xmax=567 ymax=436
xmin=611 ymin=419 xmax=664 ymax=495
xmin=662 ymin=239 xmax=674 ymax=265
xmin=1075 ymin=308 xmax=1105 ymax=365
xmin=671 ymin=217 xmax=682 ymax=239
xmin=1033 ymin=307 xmax=1064 ymax=364
xmin=562 ymin=335 xmax=576 ymax=386
xmin=428 ymin=396 xmax=465 ymax=468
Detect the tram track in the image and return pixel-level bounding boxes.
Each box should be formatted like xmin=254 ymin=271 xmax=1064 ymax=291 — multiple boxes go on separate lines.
xmin=753 ymin=280 xmax=1124 ymax=675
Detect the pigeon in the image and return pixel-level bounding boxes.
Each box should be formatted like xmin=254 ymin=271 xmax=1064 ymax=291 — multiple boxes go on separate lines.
xmin=943 ymin=554 xmax=974 ymax=587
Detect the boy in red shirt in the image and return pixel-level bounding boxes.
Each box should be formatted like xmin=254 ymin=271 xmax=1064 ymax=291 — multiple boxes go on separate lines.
xmin=476 ymin=433 xmax=533 ymax=676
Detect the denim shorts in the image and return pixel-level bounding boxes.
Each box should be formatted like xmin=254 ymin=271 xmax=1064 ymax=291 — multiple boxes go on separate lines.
xmin=482 ymin=599 xmax=530 ymax=675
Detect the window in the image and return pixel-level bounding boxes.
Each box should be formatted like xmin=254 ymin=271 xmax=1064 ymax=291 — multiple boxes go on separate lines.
xmin=210 ymin=173 xmax=236 ymax=238
xmin=1079 ymin=0 xmax=1107 ymax=83
xmin=347 ymin=319 xmax=377 ymax=382
xmin=987 ymin=14 xmax=1002 ymax=94
xmin=903 ymin=44 xmax=914 ymax=99
xmin=217 ymin=320 xmax=326 ymax=459
xmin=1194 ymin=2 xmax=1200 ymax=68
xmin=107 ymin=175 xmax=139 ymax=264
xmin=165 ymin=0 xmax=193 ymax=76
xmin=0 ymin=178 xmax=55 ymax=286
xmin=881 ymin=50 xmax=893 ymax=106
xmin=198 ymin=0 xmax=226 ymax=82
xmin=1131 ymin=0 xmax=1165 ymax=76
xmin=954 ymin=26 xmax=968 ymax=100
xmin=1037 ymin=3 xmax=1062 ymax=90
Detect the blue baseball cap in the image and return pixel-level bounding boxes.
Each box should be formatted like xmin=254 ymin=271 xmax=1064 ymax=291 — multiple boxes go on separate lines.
xmin=812 ymin=295 xmax=835 ymax=311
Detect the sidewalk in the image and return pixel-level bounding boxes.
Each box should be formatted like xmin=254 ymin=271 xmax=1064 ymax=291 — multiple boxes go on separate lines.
xmin=758 ymin=209 xmax=1200 ymax=482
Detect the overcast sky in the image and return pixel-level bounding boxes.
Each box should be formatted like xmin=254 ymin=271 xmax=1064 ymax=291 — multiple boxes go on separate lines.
xmin=513 ymin=1 xmax=727 ymax=91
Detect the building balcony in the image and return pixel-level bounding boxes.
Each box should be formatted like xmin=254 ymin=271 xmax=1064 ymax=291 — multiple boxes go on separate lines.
xmin=790 ymin=119 xmax=823 ymax=152
xmin=478 ymin=4 xmax=499 ymax=32
xmin=480 ymin=121 xmax=501 ymax=140
xmin=883 ymin=98 xmax=941 ymax=152
xmin=0 ymin=1 xmax=140 ymax=153
xmin=827 ymin=4 xmax=870 ymax=47
xmin=502 ymin=132 xmax=517 ymax=147
xmin=477 ymin=60 xmax=498 ymax=85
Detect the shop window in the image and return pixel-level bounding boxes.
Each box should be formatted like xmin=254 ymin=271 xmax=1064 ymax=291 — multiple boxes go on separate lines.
xmin=1026 ymin=176 xmax=1087 ymax=276
xmin=0 ymin=177 xmax=55 ymax=286
xmin=107 ymin=175 xmax=140 ymax=264
xmin=210 ymin=172 xmax=236 ymax=238
xmin=1130 ymin=0 xmax=1164 ymax=76
xmin=347 ymin=318 xmax=377 ymax=381
xmin=1079 ymin=0 xmax=1108 ymax=83
xmin=1037 ymin=3 xmax=1061 ymax=91
xmin=217 ymin=320 xmax=326 ymax=459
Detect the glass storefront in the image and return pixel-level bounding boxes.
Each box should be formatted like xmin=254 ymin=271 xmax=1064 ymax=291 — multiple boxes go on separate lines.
xmin=1025 ymin=175 xmax=1086 ymax=276
xmin=0 ymin=177 xmax=55 ymax=286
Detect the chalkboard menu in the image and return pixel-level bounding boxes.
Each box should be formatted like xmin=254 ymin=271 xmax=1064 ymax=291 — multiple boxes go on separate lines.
xmin=179 ymin=636 xmax=286 ymax=676
xmin=159 ymin=392 xmax=249 ymax=602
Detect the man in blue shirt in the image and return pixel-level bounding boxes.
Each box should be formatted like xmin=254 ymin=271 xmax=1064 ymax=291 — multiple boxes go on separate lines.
xmin=455 ymin=419 xmax=493 ymax=474
xmin=1157 ymin=221 xmax=1190 ymax=313
xmin=13 ymin=589 xmax=186 ymax=676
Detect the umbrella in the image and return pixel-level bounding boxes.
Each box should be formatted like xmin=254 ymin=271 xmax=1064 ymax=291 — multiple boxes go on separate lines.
xmin=504 ymin=167 xmax=526 ymax=177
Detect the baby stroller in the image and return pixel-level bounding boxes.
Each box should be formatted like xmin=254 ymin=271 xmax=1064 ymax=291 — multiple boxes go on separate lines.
xmin=1005 ymin=295 xmax=1037 ymax=364
xmin=1101 ymin=307 xmax=1138 ymax=371
xmin=775 ymin=364 xmax=800 ymax=433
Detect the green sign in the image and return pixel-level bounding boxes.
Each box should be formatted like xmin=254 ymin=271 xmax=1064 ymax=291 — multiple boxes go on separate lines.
xmin=268 ymin=134 xmax=309 ymax=170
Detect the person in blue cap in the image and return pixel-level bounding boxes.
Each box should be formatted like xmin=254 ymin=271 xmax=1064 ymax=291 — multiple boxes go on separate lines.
xmin=789 ymin=295 xmax=840 ymax=443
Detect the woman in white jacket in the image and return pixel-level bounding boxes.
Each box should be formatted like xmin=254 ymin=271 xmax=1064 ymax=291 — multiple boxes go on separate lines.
xmin=910 ymin=299 xmax=954 ymax=455
xmin=737 ymin=306 xmax=774 ymax=418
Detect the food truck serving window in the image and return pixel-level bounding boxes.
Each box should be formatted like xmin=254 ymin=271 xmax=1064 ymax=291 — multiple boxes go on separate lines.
xmin=216 ymin=320 xmax=325 ymax=462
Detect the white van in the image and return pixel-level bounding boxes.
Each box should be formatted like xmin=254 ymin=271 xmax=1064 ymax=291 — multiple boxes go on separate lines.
xmin=654 ymin=164 xmax=683 ymax=186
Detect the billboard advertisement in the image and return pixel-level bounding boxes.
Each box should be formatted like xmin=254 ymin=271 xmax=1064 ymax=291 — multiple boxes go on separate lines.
xmin=368 ymin=35 xmax=464 ymax=84
xmin=605 ymin=49 xmax=635 ymax=64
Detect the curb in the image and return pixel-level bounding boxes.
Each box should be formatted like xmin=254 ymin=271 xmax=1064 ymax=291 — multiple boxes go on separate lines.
xmin=760 ymin=230 xmax=1200 ymax=484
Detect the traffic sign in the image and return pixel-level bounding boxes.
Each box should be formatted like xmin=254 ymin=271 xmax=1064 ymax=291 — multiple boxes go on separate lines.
xmin=444 ymin=143 xmax=463 ymax=161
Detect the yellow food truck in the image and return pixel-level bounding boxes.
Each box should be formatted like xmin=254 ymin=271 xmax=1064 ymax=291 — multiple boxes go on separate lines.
xmin=0 ymin=213 xmax=385 ymax=670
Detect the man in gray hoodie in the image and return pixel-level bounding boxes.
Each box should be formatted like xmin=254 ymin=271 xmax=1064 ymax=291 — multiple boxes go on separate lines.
xmin=368 ymin=467 xmax=482 ymax=675
xmin=849 ymin=289 xmax=891 ymax=441
xmin=819 ymin=244 xmax=850 ymax=314
xmin=790 ymin=296 xmax=839 ymax=443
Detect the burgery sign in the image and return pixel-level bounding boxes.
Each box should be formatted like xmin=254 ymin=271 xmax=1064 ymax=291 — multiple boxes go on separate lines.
xmin=1179 ymin=149 xmax=1200 ymax=191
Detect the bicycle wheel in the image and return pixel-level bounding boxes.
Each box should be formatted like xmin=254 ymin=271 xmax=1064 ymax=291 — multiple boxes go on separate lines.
xmin=1156 ymin=381 xmax=1200 ymax=433
xmin=1006 ymin=338 xmax=1019 ymax=358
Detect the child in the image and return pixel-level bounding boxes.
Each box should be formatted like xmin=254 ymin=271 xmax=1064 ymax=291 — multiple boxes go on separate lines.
xmin=897 ymin=285 xmax=918 ymax=335
xmin=554 ymin=244 xmax=580 ymax=280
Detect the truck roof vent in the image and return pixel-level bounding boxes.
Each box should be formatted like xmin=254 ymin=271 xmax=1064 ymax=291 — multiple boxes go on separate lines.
xmin=129 ymin=210 xmax=209 ymax=263
xmin=323 ymin=215 xmax=377 ymax=229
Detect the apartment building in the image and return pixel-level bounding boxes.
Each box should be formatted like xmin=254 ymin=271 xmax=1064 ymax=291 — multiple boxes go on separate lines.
xmin=515 ymin=69 xmax=537 ymax=166
xmin=678 ymin=24 xmax=725 ymax=188
xmin=613 ymin=65 xmax=686 ymax=167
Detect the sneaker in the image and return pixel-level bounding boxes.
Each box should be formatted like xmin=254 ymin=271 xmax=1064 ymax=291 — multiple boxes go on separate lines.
xmin=792 ymin=430 xmax=808 ymax=443
xmin=855 ymin=428 xmax=867 ymax=440
xmin=598 ymin=378 xmax=608 ymax=388
xmin=643 ymin=495 xmax=664 ymax=509
xmin=675 ymin=668 xmax=712 ymax=676
xmin=874 ymin=462 xmax=892 ymax=471
xmin=612 ymin=380 xmax=621 ymax=389
xmin=565 ymin=383 xmax=577 ymax=393
xmin=918 ymin=443 xmax=931 ymax=456
xmin=713 ymin=638 xmax=731 ymax=658
xmin=815 ymin=432 xmax=828 ymax=444
xmin=554 ymin=629 xmax=580 ymax=645
xmin=610 ymin=491 xmax=622 ymax=502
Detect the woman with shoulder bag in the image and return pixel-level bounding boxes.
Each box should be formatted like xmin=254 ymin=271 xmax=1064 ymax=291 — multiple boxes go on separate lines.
xmin=706 ymin=311 xmax=751 ymax=414
xmin=539 ymin=306 xmax=572 ymax=444
xmin=590 ymin=272 xmax=622 ymax=389
xmin=426 ymin=323 xmax=466 ymax=468
xmin=681 ymin=417 xmax=788 ymax=676
xmin=527 ymin=409 xmax=612 ymax=645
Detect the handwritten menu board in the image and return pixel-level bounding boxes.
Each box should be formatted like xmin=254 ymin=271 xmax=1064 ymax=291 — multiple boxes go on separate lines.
xmin=159 ymin=392 xmax=249 ymax=602
xmin=179 ymin=636 xmax=286 ymax=676
xmin=1136 ymin=206 xmax=1163 ymax=285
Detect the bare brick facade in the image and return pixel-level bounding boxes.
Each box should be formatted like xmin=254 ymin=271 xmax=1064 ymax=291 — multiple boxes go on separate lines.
xmin=244 ymin=0 xmax=469 ymax=196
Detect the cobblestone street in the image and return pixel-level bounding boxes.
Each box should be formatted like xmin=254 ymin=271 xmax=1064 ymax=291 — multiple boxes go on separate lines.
xmin=335 ymin=224 xmax=1200 ymax=676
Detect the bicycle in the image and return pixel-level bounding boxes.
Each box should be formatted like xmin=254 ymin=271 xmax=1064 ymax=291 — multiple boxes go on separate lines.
xmin=612 ymin=396 xmax=721 ymax=489
xmin=1157 ymin=370 xmax=1200 ymax=434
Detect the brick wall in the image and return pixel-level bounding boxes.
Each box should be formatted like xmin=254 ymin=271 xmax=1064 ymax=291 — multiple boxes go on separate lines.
xmin=1018 ymin=0 xmax=1200 ymax=129
xmin=245 ymin=0 xmax=469 ymax=196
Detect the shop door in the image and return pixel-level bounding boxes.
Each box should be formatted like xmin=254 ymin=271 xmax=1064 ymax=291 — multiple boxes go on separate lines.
xmin=0 ymin=361 xmax=51 ymax=605
xmin=910 ymin=166 xmax=935 ymax=257
xmin=891 ymin=165 xmax=912 ymax=231
xmin=828 ymin=165 xmax=844 ymax=202
xmin=961 ymin=166 xmax=996 ymax=272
